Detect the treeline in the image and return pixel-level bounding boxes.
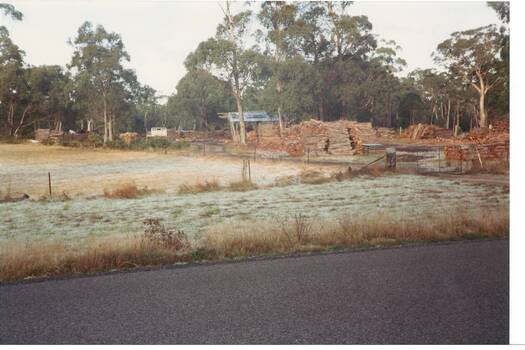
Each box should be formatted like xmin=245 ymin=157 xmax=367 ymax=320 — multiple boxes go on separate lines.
xmin=0 ymin=1 xmax=509 ymax=144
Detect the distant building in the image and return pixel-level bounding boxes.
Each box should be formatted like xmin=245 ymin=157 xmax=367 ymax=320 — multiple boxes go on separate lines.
xmin=218 ymin=111 xmax=278 ymax=142
xmin=148 ymin=127 xmax=168 ymax=137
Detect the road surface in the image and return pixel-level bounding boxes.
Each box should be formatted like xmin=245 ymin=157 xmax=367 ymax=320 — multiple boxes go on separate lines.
xmin=0 ymin=240 xmax=508 ymax=344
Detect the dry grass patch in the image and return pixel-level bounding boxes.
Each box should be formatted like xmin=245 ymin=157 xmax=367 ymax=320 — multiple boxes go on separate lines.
xmin=299 ymin=169 xmax=332 ymax=184
xmin=0 ymin=219 xmax=192 ymax=282
xmin=227 ymin=180 xmax=258 ymax=192
xmin=199 ymin=208 xmax=508 ymax=259
xmin=0 ymin=207 xmax=508 ymax=283
xmin=177 ymin=180 xmax=221 ymax=195
xmin=103 ymin=182 xmax=159 ymax=199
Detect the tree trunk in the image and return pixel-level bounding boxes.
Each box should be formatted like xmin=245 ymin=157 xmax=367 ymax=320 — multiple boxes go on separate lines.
xmin=446 ymin=99 xmax=451 ymax=129
xmin=103 ymin=95 xmax=108 ymax=145
xmin=318 ymin=97 xmax=325 ymax=121
xmin=276 ymin=84 xmax=284 ymax=137
xmin=479 ymin=91 xmax=487 ymax=128
xmin=108 ymin=113 xmax=113 ymax=142
xmin=234 ymin=93 xmax=246 ymax=144
xmin=13 ymin=104 xmax=31 ymax=137
xmin=144 ymin=111 xmax=148 ymax=135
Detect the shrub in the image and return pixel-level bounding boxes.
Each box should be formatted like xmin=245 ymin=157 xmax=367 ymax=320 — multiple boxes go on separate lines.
xmin=102 ymin=182 xmax=159 ymax=199
xmin=143 ymin=218 xmax=191 ymax=250
xmin=227 ymin=180 xmax=258 ymax=192
xmin=106 ymin=138 xmax=127 ymax=149
xmin=86 ymin=133 xmax=104 ymax=147
xmin=299 ymin=169 xmax=331 ymax=184
xmin=177 ymin=180 xmax=220 ymax=195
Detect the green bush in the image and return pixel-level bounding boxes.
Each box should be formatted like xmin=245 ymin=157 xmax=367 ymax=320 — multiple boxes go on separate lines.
xmin=106 ymin=138 xmax=127 ymax=149
xmin=128 ymin=137 xmax=189 ymax=150
xmin=86 ymin=133 xmax=104 ymax=147
xmin=146 ymin=137 xmax=171 ymax=149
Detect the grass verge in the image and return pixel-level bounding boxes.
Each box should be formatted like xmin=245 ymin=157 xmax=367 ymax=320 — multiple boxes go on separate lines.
xmin=0 ymin=207 xmax=508 ymax=283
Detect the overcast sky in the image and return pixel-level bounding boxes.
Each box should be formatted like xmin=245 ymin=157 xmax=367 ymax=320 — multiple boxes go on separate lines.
xmin=4 ymin=1 xmax=501 ymax=96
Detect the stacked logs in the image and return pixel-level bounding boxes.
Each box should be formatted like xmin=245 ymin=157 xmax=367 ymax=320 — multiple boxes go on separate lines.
xmin=247 ymin=119 xmax=384 ymax=156
xmin=401 ymin=123 xmax=453 ymax=140
xmin=445 ymin=127 xmax=509 ymax=161
xmin=444 ymin=143 xmax=509 ymax=161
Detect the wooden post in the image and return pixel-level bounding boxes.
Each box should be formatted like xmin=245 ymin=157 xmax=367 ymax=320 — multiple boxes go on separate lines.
xmin=48 ymin=172 xmax=52 ymax=198
xmin=385 ymin=148 xmax=396 ymax=169
xmin=253 ymin=144 xmax=257 ymax=161
xmin=203 ymin=143 xmax=206 ymax=156
xmin=248 ymin=159 xmax=251 ymax=181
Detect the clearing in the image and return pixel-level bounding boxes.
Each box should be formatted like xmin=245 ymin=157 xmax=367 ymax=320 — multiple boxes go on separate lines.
xmin=0 ymin=144 xmax=509 ymax=249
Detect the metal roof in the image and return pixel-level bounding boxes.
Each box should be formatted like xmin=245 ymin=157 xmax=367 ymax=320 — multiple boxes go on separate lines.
xmin=219 ymin=111 xmax=278 ymax=123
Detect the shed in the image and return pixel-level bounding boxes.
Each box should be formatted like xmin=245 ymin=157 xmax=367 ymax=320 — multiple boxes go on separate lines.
xmin=148 ymin=127 xmax=168 ymax=137
xmin=218 ymin=111 xmax=278 ymax=142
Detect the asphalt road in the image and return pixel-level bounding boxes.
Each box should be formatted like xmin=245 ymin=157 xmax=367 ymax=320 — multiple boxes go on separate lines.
xmin=0 ymin=240 xmax=508 ymax=344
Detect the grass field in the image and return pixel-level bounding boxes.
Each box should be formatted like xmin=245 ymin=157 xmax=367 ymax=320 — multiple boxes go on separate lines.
xmin=0 ymin=144 xmax=312 ymax=198
xmin=0 ymin=143 xmax=510 ymax=281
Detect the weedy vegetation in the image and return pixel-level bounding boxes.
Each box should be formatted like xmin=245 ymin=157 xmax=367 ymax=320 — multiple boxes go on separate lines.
xmin=0 ymin=207 xmax=508 ymax=283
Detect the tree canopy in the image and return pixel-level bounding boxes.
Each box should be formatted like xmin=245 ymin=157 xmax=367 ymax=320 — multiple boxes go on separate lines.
xmin=0 ymin=1 xmax=510 ymax=141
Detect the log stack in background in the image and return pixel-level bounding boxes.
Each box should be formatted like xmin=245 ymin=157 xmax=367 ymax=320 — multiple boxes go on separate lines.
xmin=401 ymin=123 xmax=453 ymax=140
xmin=248 ymin=119 xmax=384 ymax=156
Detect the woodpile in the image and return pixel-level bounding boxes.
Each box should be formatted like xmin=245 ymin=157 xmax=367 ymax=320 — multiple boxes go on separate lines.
xmin=375 ymin=127 xmax=397 ymax=139
xmin=401 ymin=123 xmax=453 ymax=140
xmin=347 ymin=121 xmax=375 ymax=154
xmin=491 ymin=118 xmax=509 ymax=133
xmin=299 ymin=120 xmax=330 ymax=155
xmin=463 ymin=127 xmax=509 ymax=145
xmin=35 ymin=128 xmax=64 ymax=142
xmin=258 ymin=123 xmax=280 ymax=138
xmin=444 ymin=143 xmax=509 ymax=161
xmin=35 ymin=128 xmax=50 ymax=141
xmin=119 ymin=132 xmax=139 ymax=145
xmin=445 ymin=123 xmax=509 ymax=161
xmin=247 ymin=119 xmax=381 ymax=156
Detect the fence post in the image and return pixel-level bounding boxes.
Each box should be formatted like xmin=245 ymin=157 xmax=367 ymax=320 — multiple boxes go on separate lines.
xmin=253 ymin=144 xmax=257 ymax=161
xmin=203 ymin=143 xmax=206 ymax=156
xmin=248 ymin=159 xmax=251 ymax=181
xmin=48 ymin=172 xmax=52 ymax=199
xmin=385 ymin=148 xmax=396 ymax=169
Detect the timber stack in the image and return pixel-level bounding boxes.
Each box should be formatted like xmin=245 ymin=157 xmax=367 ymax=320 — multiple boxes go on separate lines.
xmin=401 ymin=123 xmax=453 ymax=140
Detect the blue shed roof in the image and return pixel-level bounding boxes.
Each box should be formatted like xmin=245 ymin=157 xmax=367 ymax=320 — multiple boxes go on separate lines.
xmin=220 ymin=111 xmax=278 ymax=123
